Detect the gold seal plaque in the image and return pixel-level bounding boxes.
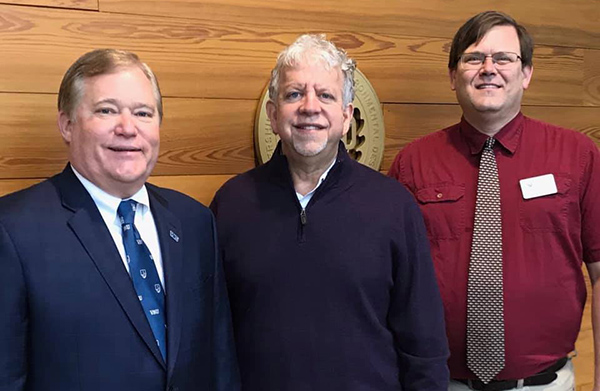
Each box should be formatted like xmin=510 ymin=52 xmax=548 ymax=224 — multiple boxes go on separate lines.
xmin=254 ymin=68 xmax=385 ymax=170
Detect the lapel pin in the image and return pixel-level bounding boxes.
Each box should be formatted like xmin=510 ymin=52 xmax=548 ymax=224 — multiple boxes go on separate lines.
xmin=169 ymin=230 xmax=180 ymax=242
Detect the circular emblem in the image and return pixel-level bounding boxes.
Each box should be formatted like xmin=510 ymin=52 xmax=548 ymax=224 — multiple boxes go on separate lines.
xmin=254 ymin=68 xmax=385 ymax=170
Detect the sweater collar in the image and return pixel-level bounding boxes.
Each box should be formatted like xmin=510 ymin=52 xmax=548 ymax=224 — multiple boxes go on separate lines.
xmin=268 ymin=140 xmax=351 ymax=190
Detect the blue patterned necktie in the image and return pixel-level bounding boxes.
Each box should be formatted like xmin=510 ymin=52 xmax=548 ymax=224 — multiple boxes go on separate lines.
xmin=118 ymin=199 xmax=167 ymax=361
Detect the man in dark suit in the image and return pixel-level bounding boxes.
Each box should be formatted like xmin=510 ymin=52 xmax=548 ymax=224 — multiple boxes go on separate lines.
xmin=0 ymin=49 xmax=239 ymax=391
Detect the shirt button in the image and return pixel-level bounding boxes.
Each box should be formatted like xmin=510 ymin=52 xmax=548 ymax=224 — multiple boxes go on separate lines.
xmin=436 ymin=193 xmax=443 ymax=199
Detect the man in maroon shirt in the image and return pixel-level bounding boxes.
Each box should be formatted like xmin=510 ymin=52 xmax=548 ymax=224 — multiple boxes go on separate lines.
xmin=389 ymin=11 xmax=600 ymax=391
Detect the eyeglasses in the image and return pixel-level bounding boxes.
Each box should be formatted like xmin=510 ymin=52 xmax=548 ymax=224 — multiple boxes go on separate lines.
xmin=459 ymin=51 xmax=522 ymax=69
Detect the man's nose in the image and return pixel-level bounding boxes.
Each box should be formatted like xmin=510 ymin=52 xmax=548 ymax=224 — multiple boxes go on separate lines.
xmin=115 ymin=111 xmax=137 ymax=136
xmin=299 ymin=92 xmax=321 ymax=115
xmin=479 ymin=55 xmax=497 ymax=75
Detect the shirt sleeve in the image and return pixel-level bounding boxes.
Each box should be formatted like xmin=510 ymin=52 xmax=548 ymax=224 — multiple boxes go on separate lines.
xmin=388 ymin=149 xmax=403 ymax=181
xmin=388 ymin=196 xmax=450 ymax=390
xmin=0 ymin=221 xmax=27 ymax=391
xmin=580 ymin=139 xmax=600 ymax=264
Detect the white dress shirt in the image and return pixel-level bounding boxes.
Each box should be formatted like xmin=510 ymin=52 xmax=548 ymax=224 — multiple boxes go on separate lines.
xmin=72 ymin=167 xmax=165 ymax=290
xmin=296 ymin=159 xmax=336 ymax=210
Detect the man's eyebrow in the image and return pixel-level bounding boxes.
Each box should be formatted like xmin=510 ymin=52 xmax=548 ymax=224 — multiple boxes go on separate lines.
xmin=94 ymin=99 xmax=155 ymax=112
xmin=282 ymin=82 xmax=306 ymax=89
xmin=132 ymin=103 xmax=156 ymax=112
xmin=94 ymin=98 xmax=120 ymax=105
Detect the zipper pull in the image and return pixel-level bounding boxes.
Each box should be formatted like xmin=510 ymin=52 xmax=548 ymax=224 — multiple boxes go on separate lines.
xmin=300 ymin=208 xmax=307 ymax=225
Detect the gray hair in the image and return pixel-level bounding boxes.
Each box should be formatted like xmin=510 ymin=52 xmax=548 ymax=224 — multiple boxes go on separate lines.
xmin=58 ymin=49 xmax=163 ymax=123
xmin=268 ymin=34 xmax=356 ymax=108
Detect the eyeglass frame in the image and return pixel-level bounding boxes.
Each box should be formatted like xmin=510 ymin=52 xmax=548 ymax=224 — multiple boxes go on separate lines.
xmin=458 ymin=51 xmax=523 ymax=69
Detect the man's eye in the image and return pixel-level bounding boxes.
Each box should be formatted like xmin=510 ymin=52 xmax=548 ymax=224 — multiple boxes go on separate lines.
xmin=135 ymin=111 xmax=153 ymax=118
xmin=96 ymin=107 xmax=115 ymax=115
xmin=285 ymin=91 xmax=301 ymax=100
xmin=464 ymin=55 xmax=482 ymax=64
xmin=320 ymin=93 xmax=334 ymax=100
xmin=494 ymin=53 xmax=511 ymax=63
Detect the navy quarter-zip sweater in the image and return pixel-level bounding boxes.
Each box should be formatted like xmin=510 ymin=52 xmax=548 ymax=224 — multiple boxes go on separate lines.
xmin=211 ymin=142 xmax=449 ymax=391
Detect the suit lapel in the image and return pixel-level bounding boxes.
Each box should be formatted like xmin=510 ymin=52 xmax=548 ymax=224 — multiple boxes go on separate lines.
xmin=57 ymin=166 xmax=167 ymax=370
xmin=148 ymin=187 xmax=184 ymax=381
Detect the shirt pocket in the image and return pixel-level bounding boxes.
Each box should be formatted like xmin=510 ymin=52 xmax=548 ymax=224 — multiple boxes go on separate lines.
xmin=415 ymin=184 xmax=465 ymax=240
xmin=519 ymin=174 xmax=572 ymax=233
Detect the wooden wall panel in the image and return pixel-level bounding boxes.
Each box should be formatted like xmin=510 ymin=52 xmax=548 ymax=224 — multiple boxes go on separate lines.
xmin=0 ymin=93 xmax=255 ymax=178
xmin=0 ymin=174 xmax=232 ymax=205
xmin=574 ymin=269 xmax=594 ymax=391
xmin=0 ymin=178 xmax=42 ymax=196
xmin=99 ymin=0 xmax=600 ymax=49
xmin=0 ymin=0 xmax=97 ymax=10
xmin=383 ymin=104 xmax=600 ymax=171
xmin=148 ymin=174 xmax=232 ymax=206
xmin=0 ymin=0 xmax=598 ymax=387
xmin=584 ymin=49 xmax=600 ymax=106
xmin=357 ymin=39 xmax=584 ymax=106
xmin=0 ymin=5 xmax=592 ymax=106
xmin=157 ymin=98 xmax=255 ymax=175
xmin=0 ymin=93 xmax=67 ymax=178
xmin=4 ymin=93 xmax=599 ymax=179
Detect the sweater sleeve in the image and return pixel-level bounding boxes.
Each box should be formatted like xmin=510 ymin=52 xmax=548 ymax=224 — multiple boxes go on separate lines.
xmin=388 ymin=196 xmax=450 ymax=390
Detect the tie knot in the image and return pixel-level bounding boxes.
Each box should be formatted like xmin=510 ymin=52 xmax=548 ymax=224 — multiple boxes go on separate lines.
xmin=117 ymin=200 xmax=138 ymax=226
xmin=484 ymin=137 xmax=496 ymax=151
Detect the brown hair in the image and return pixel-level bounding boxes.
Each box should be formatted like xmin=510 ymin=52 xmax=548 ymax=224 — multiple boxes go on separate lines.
xmin=448 ymin=11 xmax=534 ymax=70
xmin=58 ymin=49 xmax=163 ymax=122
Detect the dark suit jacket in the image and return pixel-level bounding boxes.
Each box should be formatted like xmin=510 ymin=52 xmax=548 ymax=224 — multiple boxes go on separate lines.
xmin=0 ymin=166 xmax=240 ymax=391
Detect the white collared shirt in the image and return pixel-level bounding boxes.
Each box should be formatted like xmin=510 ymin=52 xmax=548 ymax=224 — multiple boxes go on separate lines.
xmin=72 ymin=167 xmax=165 ymax=289
xmin=296 ymin=159 xmax=336 ymax=210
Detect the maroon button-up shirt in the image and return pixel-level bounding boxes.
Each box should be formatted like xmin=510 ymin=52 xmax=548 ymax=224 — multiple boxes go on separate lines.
xmin=389 ymin=113 xmax=600 ymax=380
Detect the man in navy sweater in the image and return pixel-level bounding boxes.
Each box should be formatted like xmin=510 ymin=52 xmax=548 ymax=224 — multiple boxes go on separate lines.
xmin=211 ymin=34 xmax=449 ymax=390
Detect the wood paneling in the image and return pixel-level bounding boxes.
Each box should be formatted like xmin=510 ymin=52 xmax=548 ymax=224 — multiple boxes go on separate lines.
xmin=0 ymin=0 xmax=97 ymax=10
xmin=0 ymin=93 xmax=67 ymax=178
xmin=0 ymin=174 xmax=232 ymax=205
xmin=149 ymin=174 xmax=232 ymax=206
xmin=4 ymin=93 xmax=599 ymax=178
xmin=0 ymin=5 xmax=592 ymax=106
xmin=0 ymin=93 xmax=255 ymax=178
xmin=0 ymin=178 xmax=42 ymax=196
xmin=99 ymin=0 xmax=600 ymax=49
xmin=0 ymin=0 xmax=598 ymax=387
xmin=584 ymin=49 xmax=600 ymax=106
xmin=383 ymin=104 xmax=600 ymax=171
xmin=158 ymin=98 xmax=255 ymax=175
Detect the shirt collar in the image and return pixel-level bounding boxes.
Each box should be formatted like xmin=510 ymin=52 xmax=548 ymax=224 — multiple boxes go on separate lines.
xmin=71 ymin=166 xmax=150 ymax=221
xmin=295 ymin=158 xmax=336 ymax=201
xmin=460 ymin=112 xmax=524 ymax=155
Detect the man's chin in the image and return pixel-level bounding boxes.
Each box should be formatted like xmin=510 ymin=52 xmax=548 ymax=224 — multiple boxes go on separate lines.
xmin=111 ymin=169 xmax=150 ymax=186
xmin=472 ymin=102 xmax=504 ymax=113
xmin=291 ymin=141 xmax=327 ymax=158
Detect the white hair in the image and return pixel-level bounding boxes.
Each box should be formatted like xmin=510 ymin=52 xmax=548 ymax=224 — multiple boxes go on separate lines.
xmin=268 ymin=34 xmax=356 ymax=108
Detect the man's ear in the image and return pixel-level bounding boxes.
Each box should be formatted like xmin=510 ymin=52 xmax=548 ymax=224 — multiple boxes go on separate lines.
xmin=341 ymin=103 xmax=353 ymax=137
xmin=266 ymin=100 xmax=279 ymax=135
xmin=449 ymin=68 xmax=457 ymax=91
xmin=57 ymin=111 xmax=73 ymax=144
xmin=521 ymin=65 xmax=533 ymax=90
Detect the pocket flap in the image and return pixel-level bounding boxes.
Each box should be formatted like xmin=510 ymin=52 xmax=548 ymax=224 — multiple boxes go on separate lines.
xmin=555 ymin=175 xmax=571 ymax=195
xmin=416 ymin=184 xmax=465 ymax=203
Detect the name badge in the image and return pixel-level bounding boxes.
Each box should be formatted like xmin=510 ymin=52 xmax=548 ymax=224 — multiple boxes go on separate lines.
xmin=519 ymin=174 xmax=557 ymax=200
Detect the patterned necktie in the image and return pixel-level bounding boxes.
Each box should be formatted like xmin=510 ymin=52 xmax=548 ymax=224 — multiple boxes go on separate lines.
xmin=118 ymin=200 xmax=167 ymax=361
xmin=466 ymin=137 xmax=505 ymax=383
